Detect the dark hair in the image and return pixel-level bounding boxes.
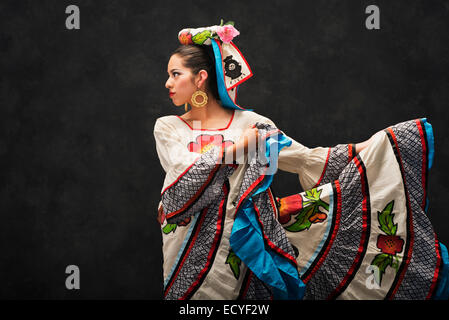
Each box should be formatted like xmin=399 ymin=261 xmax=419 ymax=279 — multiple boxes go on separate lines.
xmin=171 ymin=44 xmax=220 ymax=101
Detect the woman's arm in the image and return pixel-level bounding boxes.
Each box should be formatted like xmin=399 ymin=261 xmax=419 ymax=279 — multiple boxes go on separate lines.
xmin=220 ymin=126 xmax=259 ymax=167
xmin=154 ymin=118 xmax=236 ymax=224
xmin=355 ymin=135 xmax=375 ymax=154
xmin=253 ymin=115 xmax=369 ymax=190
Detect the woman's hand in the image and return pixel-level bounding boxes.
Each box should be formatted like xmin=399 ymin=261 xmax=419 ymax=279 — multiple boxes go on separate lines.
xmin=157 ymin=205 xmax=165 ymax=225
xmin=222 ymin=125 xmax=259 ymax=165
xmin=238 ymin=125 xmax=259 ymax=152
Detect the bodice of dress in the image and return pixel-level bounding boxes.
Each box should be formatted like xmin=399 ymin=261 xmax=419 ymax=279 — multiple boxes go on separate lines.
xmin=153 ymin=109 xmax=336 ymax=299
xmin=156 ymin=110 xmax=252 ymax=210
xmin=154 ymin=110 xmax=332 ymax=201
xmin=153 ymin=114 xmax=448 ymax=300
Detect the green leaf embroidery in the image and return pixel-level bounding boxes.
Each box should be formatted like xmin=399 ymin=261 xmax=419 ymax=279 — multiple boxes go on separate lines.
xmin=392 ymin=255 xmax=401 ymax=273
xmin=377 ymin=200 xmax=397 ymax=236
xmin=226 ymin=249 xmax=241 ymax=280
xmin=370 ymin=199 xmax=404 ymax=286
xmin=285 ymin=187 xmax=329 ymax=232
xmin=285 ymin=206 xmax=314 ymax=232
xmin=371 ymin=253 xmax=393 ymax=285
xmin=162 ymin=223 xmax=177 ymax=234
xmin=304 ymin=188 xmax=322 ymax=202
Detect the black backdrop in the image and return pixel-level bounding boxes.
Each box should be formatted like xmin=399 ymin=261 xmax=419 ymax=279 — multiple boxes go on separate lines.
xmin=1 ymin=0 xmax=448 ymax=299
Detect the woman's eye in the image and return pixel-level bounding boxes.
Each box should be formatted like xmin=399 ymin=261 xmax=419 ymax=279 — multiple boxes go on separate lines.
xmin=172 ymin=72 xmax=179 ymax=77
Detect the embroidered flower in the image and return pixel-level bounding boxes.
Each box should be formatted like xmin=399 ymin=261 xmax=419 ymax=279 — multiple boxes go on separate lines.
xmin=216 ymin=25 xmax=240 ymax=44
xmin=178 ymin=216 xmax=191 ymax=226
xmin=277 ymin=194 xmax=302 ymax=224
xmin=281 ymin=188 xmax=330 ymax=232
xmin=178 ymin=31 xmax=193 ymax=45
xmin=376 ymin=234 xmax=404 ymax=255
xmin=188 ymin=134 xmax=234 ymax=154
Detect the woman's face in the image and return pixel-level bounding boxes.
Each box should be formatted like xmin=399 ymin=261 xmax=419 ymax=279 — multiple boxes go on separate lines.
xmin=165 ymin=54 xmax=198 ymax=107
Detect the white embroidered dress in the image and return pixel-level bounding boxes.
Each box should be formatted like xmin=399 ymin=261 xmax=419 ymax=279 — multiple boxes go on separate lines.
xmin=154 ymin=110 xmax=446 ymax=300
xmin=154 ymin=109 xmax=330 ymax=299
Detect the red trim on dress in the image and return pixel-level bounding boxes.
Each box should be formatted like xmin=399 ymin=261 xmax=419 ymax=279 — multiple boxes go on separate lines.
xmin=327 ymin=156 xmax=370 ymax=299
xmin=415 ymin=119 xmax=427 ymax=210
xmin=232 ymin=128 xmax=283 ymax=219
xmin=261 ymin=129 xmax=281 ymax=140
xmin=417 ymin=118 xmax=438 ymax=299
xmin=313 ymin=147 xmax=331 ymax=189
xmin=164 ymin=163 xmax=221 ymax=220
xmin=240 ymin=271 xmax=253 ymax=299
xmin=303 ymin=180 xmax=342 ymax=284
xmin=267 ymin=188 xmax=278 ymax=219
xmin=176 ymin=109 xmax=235 ymax=131
xmin=233 ymin=173 xmax=266 ymax=219
xmin=427 ymin=236 xmax=442 ymax=299
xmin=164 ymin=207 xmax=209 ymax=298
xmin=181 ymin=183 xmax=229 ymax=299
xmin=253 ymin=202 xmax=298 ymax=266
xmin=162 ymin=144 xmax=226 ymax=220
xmin=160 ymin=153 xmax=202 ymax=196
xmin=385 ymin=127 xmax=415 ymax=299
xmin=348 ymin=144 xmax=354 ymax=163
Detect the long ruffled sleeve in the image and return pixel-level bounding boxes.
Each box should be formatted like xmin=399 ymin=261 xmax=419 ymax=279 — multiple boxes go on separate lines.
xmin=154 ymin=118 xmax=236 ymax=224
xmin=255 ymin=116 xmax=356 ymax=191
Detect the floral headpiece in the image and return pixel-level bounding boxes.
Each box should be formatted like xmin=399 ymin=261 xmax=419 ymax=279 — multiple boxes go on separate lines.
xmin=177 ymin=20 xmax=253 ymax=111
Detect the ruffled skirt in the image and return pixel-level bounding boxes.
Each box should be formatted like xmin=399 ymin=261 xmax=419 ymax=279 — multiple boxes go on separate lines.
xmin=277 ymin=118 xmax=449 ymax=299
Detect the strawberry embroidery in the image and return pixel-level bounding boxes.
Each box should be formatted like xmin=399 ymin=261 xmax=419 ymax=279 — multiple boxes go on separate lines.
xmin=377 ymin=235 xmax=404 ymax=256
xmin=370 ymin=200 xmax=404 ymax=286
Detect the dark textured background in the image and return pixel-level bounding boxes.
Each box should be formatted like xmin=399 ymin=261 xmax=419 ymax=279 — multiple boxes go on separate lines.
xmin=1 ymin=0 xmax=448 ymax=299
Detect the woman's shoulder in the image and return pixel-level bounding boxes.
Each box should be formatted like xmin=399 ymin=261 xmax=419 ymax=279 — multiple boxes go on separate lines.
xmin=154 ymin=114 xmax=180 ymax=128
xmin=237 ymin=110 xmax=276 ymax=126
xmin=153 ymin=115 xmax=183 ymax=137
xmin=155 ymin=114 xmax=179 ymax=123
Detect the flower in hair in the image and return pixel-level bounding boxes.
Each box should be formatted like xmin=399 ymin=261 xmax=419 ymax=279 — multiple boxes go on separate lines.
xmin=178 ymin=31 xmax=193 ymax=45
xmin=216 ymin=25 xmax=240 ymax=44
xmin=177 ymin=21 xmax=240 ymax=46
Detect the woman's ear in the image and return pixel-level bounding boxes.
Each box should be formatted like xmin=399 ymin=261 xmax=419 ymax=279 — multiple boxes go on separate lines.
xmin=196 ymin=70 xmax=209 ymax=89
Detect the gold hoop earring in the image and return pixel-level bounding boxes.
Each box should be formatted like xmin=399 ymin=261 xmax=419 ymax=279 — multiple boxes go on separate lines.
xmin=191 ymin=90 xmax=208 ymax=108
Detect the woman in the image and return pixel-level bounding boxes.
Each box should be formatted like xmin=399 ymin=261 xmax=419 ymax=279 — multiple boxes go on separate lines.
xmin=154 ymin=22 xmax=449 ymax=300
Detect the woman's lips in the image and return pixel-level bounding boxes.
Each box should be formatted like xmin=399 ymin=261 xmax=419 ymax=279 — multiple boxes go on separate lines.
xmin=169 ymin=92 xmax=175 ymax=97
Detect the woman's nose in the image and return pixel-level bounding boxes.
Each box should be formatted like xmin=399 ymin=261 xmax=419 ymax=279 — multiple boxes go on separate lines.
xmin=165 ymin=78 xmax=172 ymax=89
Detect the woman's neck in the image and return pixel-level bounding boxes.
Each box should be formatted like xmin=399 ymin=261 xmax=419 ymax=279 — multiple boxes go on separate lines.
xmin=183 ymin=99 xmax=234 ymax=129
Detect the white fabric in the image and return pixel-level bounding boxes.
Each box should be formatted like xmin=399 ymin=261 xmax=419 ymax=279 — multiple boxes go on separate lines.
xmin=154 ymin=110 xmax=329 ymax=197
xmin=153 ymin=110 xmax=329 ymax=299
